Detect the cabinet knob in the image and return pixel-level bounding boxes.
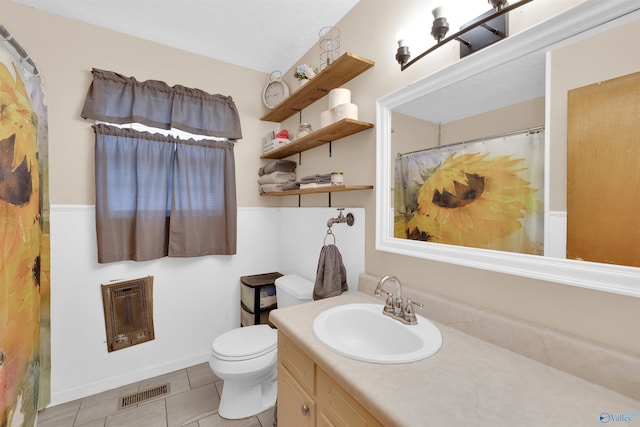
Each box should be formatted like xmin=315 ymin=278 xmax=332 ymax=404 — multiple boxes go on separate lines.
xmin=300 ymin=403 xmax=309 ymax=416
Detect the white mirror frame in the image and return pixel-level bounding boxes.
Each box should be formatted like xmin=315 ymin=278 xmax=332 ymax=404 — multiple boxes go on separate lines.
xmin=376 ymin=0 xmax=640 ymax=298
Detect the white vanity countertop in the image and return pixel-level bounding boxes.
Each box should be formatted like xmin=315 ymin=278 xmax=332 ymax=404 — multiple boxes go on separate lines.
xmin=270 ymin=291 xmax=640 ymax=427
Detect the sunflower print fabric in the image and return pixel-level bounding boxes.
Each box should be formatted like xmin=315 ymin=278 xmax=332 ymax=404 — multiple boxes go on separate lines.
xmin=395 ymin=134 xmax=544 ymax=255
xmin=1 ymin=60 xmax=42 ymax=427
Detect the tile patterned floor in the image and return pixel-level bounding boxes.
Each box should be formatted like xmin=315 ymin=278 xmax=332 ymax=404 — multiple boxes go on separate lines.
xmin=37 ymin=363 xmax=276 ymax=427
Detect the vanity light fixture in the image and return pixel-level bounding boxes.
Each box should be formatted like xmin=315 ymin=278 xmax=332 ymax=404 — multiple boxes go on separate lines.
xmin=395 ymin=39 xmax=411 ymax=66
xmin=489 ymin=0 xmax=508 ymax=10
xmin=431 ymin=6 xmax=449 ymax=42
xmin=395 ymin=0 xmax=534 ymax=71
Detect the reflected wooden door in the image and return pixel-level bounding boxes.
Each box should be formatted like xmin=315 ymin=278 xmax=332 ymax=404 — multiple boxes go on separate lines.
xmin=567 ymin=71 xmax=640 ymax=267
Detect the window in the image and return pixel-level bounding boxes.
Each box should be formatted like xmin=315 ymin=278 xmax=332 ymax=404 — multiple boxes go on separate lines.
xmin=82 ymin=69 xmax=241 ymax=262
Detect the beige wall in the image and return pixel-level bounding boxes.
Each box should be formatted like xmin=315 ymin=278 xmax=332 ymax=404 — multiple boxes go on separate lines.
xmin=549 ymin=18 xmax=640 ymax=211
xmin=441 ymin=97 xmax=545 ymax=145
xmin=283 ymin=0 xmax=639 ymax=356
xmin=1 ymin=0 xmax=278 ymax=208
xmin=3 ymin=0 xmax=638 ymax=357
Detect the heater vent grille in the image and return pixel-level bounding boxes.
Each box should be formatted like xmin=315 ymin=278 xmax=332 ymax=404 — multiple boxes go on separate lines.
xmin=118 ymin=384 xmax=170 ymax=410
xmin=101 ymin=276 xmax=155 ymax=352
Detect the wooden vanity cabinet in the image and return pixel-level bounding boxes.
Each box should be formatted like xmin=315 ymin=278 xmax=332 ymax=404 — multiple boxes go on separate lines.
xmin=278 ymin=332 xmax=316 ymax=426
xmin=279 ymin=366 xmax=316 ymax=427
xmin=278 ymin=332 xmax=383 ymax=427
xmin=316 ymin=369 xmax=383 ymax=427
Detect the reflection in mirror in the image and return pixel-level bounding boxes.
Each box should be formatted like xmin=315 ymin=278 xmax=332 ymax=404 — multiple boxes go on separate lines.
xmin=392 ymin=103 xmax=545 ymax=255
xmin=376 ymin=0 xmax=640 ymax=297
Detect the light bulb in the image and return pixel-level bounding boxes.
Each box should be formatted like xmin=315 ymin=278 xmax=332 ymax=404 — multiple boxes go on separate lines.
xmin=395 ymin=35 xmax=411 ymax=66
xmin=395 ymin=29 xmax=409 ymax=47
xmin=430 ymin=5 xmax=449 ymax=42
xmin=432 ymin=6 xmax=447 ymax=20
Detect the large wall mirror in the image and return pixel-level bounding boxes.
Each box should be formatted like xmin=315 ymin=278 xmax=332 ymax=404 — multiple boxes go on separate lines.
xmin=376 ymin=0 xmax=640 ymax=297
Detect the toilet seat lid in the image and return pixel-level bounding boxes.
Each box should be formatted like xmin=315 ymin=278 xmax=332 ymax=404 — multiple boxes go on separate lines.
xmin=213 ymin=325 xmax=277 ymax=360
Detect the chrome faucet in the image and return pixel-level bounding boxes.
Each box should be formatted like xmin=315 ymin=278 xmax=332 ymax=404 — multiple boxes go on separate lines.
xmin=374 ymin=275 xmax=423 ymax=325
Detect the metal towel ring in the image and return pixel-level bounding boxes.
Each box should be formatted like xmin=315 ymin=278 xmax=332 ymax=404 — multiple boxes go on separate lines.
xmin=324 ymin=228 xmax=336 ymax=246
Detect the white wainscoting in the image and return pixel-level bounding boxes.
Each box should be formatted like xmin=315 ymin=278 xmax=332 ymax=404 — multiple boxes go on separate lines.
xmin=277 ymin=207 xmax=365 ymax=291
xmin=49 ymin=206 xmax=364 ymax=405
xmin=546 ymin=210 xmax=567 ymax=259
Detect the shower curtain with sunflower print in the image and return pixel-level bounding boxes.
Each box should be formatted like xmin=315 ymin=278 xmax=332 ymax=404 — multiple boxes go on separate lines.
xmin=395 ymin=130 xmax=544 ymax=255
xmin=0 ymin=32 xmax=51 ymax=427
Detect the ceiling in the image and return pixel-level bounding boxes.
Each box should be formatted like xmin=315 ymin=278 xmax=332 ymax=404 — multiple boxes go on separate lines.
xmin=10 ymin=0 xmax=359 ymax=74
xmin=394 ymin=50 xmax=546 ymax=124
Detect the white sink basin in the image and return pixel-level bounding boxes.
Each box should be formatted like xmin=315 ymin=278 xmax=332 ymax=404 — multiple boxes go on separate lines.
xmin=312 ymin=303 xmax=442 ymax=364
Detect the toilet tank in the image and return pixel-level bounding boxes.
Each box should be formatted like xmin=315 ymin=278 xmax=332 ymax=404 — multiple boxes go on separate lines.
xmin=275 ymin=275 xmax=314 ymax=308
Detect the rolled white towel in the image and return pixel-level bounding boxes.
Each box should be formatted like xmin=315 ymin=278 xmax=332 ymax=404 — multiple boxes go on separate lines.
xmin=328 ymin=88 xmax=351 ymax=109
xmin=321 ymin=110 xmax=334 ymax=127
xmin=334 ymin=102 xmax=358 ymax=121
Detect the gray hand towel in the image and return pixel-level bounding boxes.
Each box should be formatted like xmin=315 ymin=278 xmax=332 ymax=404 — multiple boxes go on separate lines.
xmin=313 ymin=244 xmax=348 ymax=300
xmin=259 ymin=159 xmax=297 ymax=176
xmin=257 ymin=171 xmax=296 ymax=185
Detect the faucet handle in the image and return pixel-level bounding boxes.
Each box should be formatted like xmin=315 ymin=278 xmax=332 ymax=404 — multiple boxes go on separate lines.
xmin=384 ymin=293 xmax=395 ymax=315
xmin=405 ymin=298 xmax=423 ymax=310
xmin=376 ymin=289 xmax=395 ymax=315
xmin=402 ymin=298 xmax=424 ymax=325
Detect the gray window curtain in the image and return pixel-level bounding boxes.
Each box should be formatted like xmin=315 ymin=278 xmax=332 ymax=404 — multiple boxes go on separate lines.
xmin=82 ymin=68 xmax=242 ymax=139
xmin=94 ymin=124 xmax=237 ymax=263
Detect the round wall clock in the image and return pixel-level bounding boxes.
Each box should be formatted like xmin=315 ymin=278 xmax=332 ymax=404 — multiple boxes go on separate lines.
xmin=263 ymin=71 xmax=290 ymax=109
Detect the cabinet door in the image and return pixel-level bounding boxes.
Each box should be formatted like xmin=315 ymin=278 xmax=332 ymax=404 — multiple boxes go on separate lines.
xmin=278 ymin=364 xmax=316 ymax=427
xmin=279 ymin=332 xmax=315 ymax=393
xmin=317 ymin=412 xmax=338 ymax=427
xmin=317 ymin=369 xmax=383 ymax=427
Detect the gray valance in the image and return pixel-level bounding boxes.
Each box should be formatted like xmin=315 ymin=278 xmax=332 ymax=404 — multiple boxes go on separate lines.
xmin=81 ymin=68 xmax=242 ymax=139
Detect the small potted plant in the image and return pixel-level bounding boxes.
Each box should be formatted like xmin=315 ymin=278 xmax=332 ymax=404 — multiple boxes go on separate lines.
xmin=294 ymin=64 xmax=317 ymax=86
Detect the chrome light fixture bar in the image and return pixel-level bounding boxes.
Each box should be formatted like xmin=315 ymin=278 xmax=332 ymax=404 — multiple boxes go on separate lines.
xmin=396 ymin=0 xmax=534 ymax=71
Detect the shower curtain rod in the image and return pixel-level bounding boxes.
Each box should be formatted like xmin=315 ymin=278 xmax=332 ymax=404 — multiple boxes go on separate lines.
xmin=0 ymin=24 xmax=39 ymax=74
xmin=396 ymin=125 xmax=544 ymax=159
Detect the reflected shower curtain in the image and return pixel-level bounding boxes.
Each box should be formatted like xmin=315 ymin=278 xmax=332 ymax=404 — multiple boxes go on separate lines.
xmin=0 ymin=26 xmax=50 ymax=427
xmin=395 ymin=130 xmax=544 ymax=255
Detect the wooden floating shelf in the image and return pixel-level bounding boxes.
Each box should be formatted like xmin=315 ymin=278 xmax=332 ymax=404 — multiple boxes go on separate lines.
xmin=260 ymin=185 xmax=373 ymax=197
xmin=260 ymin=118 xmax=373 ymax=159
xmin=260 ymin=53 xmax=375 ymax=123
xmin=258 ymin=52 xmax=375 ymax=202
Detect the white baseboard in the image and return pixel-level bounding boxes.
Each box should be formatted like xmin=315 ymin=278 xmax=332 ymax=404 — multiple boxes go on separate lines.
xmin=49 ymin=352 xmax=210 ymax=406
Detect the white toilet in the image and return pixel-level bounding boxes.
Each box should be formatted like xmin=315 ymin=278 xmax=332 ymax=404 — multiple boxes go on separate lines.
xmin=209 ymin=274 xmax=314 ymax=419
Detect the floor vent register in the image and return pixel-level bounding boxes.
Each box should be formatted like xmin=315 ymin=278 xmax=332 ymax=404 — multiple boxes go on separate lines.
xmin=118 ymin=384 xmax=170 ymax=410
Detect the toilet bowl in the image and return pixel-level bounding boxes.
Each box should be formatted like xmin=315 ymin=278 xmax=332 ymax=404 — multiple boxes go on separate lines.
xmin=209 ymin=325 xmax=278 ymax=419
xmin=209 ymin=274 xmax=314 ymax=419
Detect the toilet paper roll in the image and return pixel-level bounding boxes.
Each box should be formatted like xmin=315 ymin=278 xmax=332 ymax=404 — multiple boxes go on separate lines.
xmin=328 ymin=88 xmax=351 ymax=109
xmin=334 ymin=102 xmax=358 ymax=121
xmin=320 ymin=109 xmax=334 ymax=128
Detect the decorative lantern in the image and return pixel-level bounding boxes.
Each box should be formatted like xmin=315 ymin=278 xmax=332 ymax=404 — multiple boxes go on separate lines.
xmin=319 ymin=26 xmax=340 ymax=70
